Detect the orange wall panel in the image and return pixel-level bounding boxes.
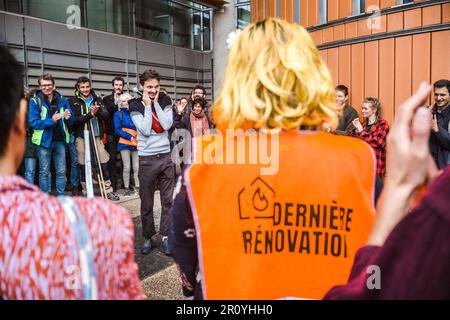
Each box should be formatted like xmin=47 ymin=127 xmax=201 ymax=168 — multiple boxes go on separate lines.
xmin=328 ymin=0 xmax=339 ymax=22
xmin=358 ymin=18 xmax=372 ymax=37
xmin=365 ymin=41 xmax=379 ymax=99
xmin=285 ymin=0 xmax=294 ymax=22
xmin=345 ymin=21 xmax=358 ymax=39
xmin=338 ymin=45 xmax=351 ymax=89
xmin=379 ymin=38 xmax=395 ymax=125
xmin=422 ymin=5 xmax=441 ymax=26
xmin=328 ymin=47 xmax=339 ymax=85
xmin=339 ymin=0 xmax=352 ymax=19
xmin=412 ymin=33 xmax=431 ymax=106
xmin=310 ymin=30 xmax=323 ymax=46
xmin=404 ymin=9 xmax=422 ymax=29
xmin=371 ymin=14 xmax=387 ymax=34
xmin=307 ymin=0 xmax=319 ymax=27
xmin=334 ymin=24 xmax=345 ymax=41
xmin=431 ymin=30 xmax=450 ymax=84
xmin=443 ymin=3 xmax=450 ymax=23
xmin=365 ymin=0 xmax=380 ymax=12
xmin=387 ymin=12 xmax=404 ymax=32
xmin=394 ymin=36 xmax=412 ymax=115
xmin=322 ymin=27 xmax=334 ymax=43
xmin=300 ymin=0 xmax=308 ymax=27
xmin=380 ymin=0 xmax=396 ymax=9
xmin=351 ymin=43 xmax=365 ymax=109
xmin=319 ymin=49 xmax=328 ymax=65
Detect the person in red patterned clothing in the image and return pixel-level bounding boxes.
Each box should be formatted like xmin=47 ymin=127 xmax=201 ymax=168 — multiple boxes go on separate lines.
xmin=0 ymin=47 xmax=144 ymax=300
xmin=352 ymin=97 xmax=390 ymax=178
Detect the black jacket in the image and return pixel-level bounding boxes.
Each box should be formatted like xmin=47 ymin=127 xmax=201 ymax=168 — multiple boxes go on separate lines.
xmin=173 ymin=105 xmax=214 ymax=137
xmin=103 ymin=92 xmax=119 ymax=136
xmin=429 ymin=104 xmax=450 ymax=169
xmin=68 ymin=90 xmax=109 ymax=139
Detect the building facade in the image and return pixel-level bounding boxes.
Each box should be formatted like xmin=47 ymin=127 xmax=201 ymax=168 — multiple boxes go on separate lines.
xmin=0 ymin=0 xmax=224 ymax=99
xmin=251 ymin=0 xmax=450 ymax=124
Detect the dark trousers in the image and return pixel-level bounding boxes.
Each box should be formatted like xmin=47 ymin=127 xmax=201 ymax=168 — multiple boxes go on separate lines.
xmin=139 ymin=152 xmax=174 ymax=238
xmin=105 ymin=134 xmax=118 ymax=191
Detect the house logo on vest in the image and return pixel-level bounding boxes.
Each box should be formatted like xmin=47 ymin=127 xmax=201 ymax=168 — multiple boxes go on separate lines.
xmin=238 ymin=177 xmax=353 ymax=258
xmin=238 ymin=177 xmax=275 ymax=221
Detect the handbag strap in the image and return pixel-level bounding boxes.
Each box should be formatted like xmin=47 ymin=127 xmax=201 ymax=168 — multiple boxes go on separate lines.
xmin=58 ymin=196 xmax=98 ymax=300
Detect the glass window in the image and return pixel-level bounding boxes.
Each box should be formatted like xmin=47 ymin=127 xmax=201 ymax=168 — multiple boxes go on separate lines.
xmin=352 ymin=0 xmax=365 ymax=15
xmin=319 ymin=0 xmax=327 ymax=24
xmin=172 ymin=2 xmax=193 ymax=48
xmin=237 ymin=3 xmax=250 ymax=29
xmin=2 ymin=0 xmax=22 ymax=13
xmin=397 ymin=0 xmax=413 ymax=4
xmin=294 ymin=0 xmax=300 ymax=24
xmin=85 ymin=0 xmax=132 ymax=36
xmin=22 ymin=0 xmax=81 ymax=24
xmin=203 ymin=9 xmax=211 ymax=51
xmin=135 ymin=0 xmax=171 ymax=45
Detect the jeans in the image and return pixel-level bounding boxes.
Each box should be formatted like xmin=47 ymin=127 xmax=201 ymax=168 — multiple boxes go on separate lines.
xmin=120 ymin=149 xmax=139 ymax=189
xmin=38 ymin=141 xmax=67 ymax=196
xmin=68 ymin=138 xmax=79 ymax=187
xmin=24 ymin=157 xmax=37 ymax=185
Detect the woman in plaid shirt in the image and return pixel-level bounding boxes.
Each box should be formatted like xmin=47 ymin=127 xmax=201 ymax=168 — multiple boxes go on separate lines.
xmin=352 ymin=98 xmax=390 ymax=178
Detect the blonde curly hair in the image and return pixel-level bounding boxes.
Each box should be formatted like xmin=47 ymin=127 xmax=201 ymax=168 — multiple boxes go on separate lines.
xmin=213 ymin=18 xmax=338 ymax=131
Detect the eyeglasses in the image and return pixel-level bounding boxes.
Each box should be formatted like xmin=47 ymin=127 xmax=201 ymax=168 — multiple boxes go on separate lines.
xmin=40 ymin=84 xmax=53 ymax=88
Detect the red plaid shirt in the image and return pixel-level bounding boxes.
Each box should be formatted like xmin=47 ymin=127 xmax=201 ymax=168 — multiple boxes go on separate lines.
xmin=354 ymin=118 xmax=390 ymax=177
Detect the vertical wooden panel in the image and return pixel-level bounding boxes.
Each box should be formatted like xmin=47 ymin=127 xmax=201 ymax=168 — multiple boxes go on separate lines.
xmin=422 ymin=5 xmax=441 ymax=26
xmin=333 ymin=24 xmax=345 ymax=41
xmin=404 ymin=8 xmax=422 ymax=29
xmin=307 ymin=0 xmax=319 ymax=27
xmin=380 ymin=0 xmax=396 ymax=9
xmin=268 ymin=0 xmax=276 ymax=18
xmin=328 ymin=0 xmax=339 ymax=22
xmin=351 ymin=43 xmax=365 ymax=109
xmin=345 ymin=21 xmax=358 ymax=39
xmin=371 ymin=14 xmax=387 ymax=34
xmin=339 ymin=0 xmax=352 ymax=19
xmin=358 ymin=18 xmax=371 ymax=37
xmin=285 ymin=0 xmax=294 ymax=22
xmin=379 ymin=38 xmax=395 ymax=125
xmin=328 ymin=47 xmax=339 ymax=86
xmin=431 ymin=30 xmax=450 ymax=84
xmin=310 ymin=30 xmax=323 ymax=46
xmin=280 ymin=0 xmax=286 ymax=20
xmin=412 ymin=33 xmax=431 ymax=106
xmin=251 ymin=0 xmax=257 ymax=22
xmin=365 ymin=41 xmax=379 ymax=99
xmin=322 ymin=27 xmax=334 ymax=43
xmin=300 ymin=0 xmax=308 ymax=27
xmin=395 ymin=36 xmax=412 ymax=114
xmin=443 ymin=3 xmax=450 ymax=23
xmin=365 ymin=0 xmax=380 ymax=12
xmin=387 ymin=12 xmax=404 ymax=32
xmin=319 ymin=49 xmax=328 ymax=65
xmin=338 ymin=45 xmax=351 ymax=89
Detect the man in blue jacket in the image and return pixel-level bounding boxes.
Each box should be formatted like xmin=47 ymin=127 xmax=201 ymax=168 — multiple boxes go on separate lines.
xmin=28 ymin=74 xmax=74 ymax=196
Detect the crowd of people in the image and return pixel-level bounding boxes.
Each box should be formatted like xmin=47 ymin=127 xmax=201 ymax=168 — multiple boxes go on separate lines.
xmin=0 ymin=17 xmax=449 ymax=300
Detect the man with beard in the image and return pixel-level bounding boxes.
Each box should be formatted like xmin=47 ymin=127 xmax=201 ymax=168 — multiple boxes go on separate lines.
xmin=69 ymin=76 xmax=120 ymax=201
xmin=103 ymin=76 xmax=125 ymax=192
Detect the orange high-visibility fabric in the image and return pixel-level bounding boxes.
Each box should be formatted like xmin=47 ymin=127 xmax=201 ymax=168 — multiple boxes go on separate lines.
xmin=186 ymin=131 xmax=376 ymax=300
xmin=119 ymin=128 xmax=137 ymax=147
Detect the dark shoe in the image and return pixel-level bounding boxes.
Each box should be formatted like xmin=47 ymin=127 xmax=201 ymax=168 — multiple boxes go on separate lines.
xmin=72 ymin=185 xmax=82 ymax=197
xmin=160 ymin=236 xmax=171 ymax=255
xmin=107 ymin=192 xmax=120 ymax=201
xmin=123 ymin=188 xmax=131 ymax=197
xmin=141 ymin=238 xmax=152 ymax=255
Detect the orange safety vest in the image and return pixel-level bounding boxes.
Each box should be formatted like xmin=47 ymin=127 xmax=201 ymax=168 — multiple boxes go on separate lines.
xmin=185 ymin=130 xmax=376 ymax=300
xmin=119 ymin=128 xmax=138 ymax=147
